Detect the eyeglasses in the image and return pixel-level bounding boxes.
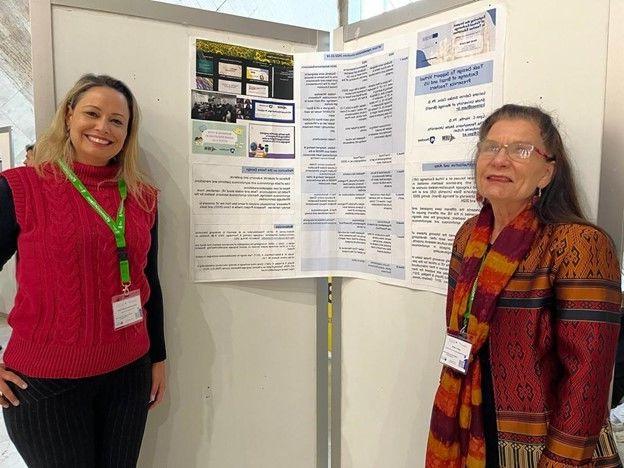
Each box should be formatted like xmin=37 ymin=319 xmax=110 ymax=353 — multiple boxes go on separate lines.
xmin=477 ymin=140 xmax=554 ymax=162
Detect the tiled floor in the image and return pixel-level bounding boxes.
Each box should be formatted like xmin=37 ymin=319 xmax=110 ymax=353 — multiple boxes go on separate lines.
xmin=0 ymin=0 xmax=34 ymax=167
xmin=0 ymin=69 xmax=34 ymax=168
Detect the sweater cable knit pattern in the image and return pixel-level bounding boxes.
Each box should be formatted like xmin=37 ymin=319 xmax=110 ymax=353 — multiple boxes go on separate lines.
xmin=1 ymin=163 xmax=156 ymax=378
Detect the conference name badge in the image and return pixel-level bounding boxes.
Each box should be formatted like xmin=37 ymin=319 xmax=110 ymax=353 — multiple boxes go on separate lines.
xmin=440 ymin=333 xmax=472 ymax=374
xmin=112 ymin=290 xmax=143 ymax=330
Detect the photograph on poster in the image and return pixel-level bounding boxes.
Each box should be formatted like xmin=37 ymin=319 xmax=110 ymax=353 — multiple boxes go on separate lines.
xmin=246 ymin=83 xmax=269 ymax=98
xmin=248 ymin=123 xmax=295 ymax=159
xmin=235 ymin=98 xmax=254 ymax=120
xmin=196 ymin=76 xmax=213 ymax=90
xmin=218 ymin=61 xmax=243 ymax=78
xmin=217 ymin=79 xmax=243 ymax=95
xmin=196 ymin=39 xmax=294 ymax=100
xmin=192 ymin=120 xmax=246 ymax=157
xmin=196 ymin=50 xmax=214 ymax=74
xmin=416 ymin=8 xmax=497 ymax=68
xmin=191 ymin=90 xmax=237 ymax=123
xmin=246 ymin=66 xmax=269 ymax=82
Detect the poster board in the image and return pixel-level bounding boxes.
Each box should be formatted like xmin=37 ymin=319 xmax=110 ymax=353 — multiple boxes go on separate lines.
xmin=336 ymin=0 xmax=611 ymax=466
xmin=31 ymin=2 xmax=329 ymax=467
xmin=186 ymin=15 xmax=505 ymax=293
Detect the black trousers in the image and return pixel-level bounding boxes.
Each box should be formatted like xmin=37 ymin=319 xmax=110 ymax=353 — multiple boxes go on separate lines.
xmin=612 ymin=362 xmax=624 ymax=408
xmin=2 ymin=355 xmax=152 ymax=468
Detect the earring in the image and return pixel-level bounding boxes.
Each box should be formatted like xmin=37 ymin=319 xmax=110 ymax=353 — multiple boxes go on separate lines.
xmin=532 ymin=187 xmax=542 ymax=206
xmin=476 ymin=192 xmax=484 ymax=204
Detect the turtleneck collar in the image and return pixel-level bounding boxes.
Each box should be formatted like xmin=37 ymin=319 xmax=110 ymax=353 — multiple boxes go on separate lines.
xmin=70 ymin=160 xmax=120 ymax=186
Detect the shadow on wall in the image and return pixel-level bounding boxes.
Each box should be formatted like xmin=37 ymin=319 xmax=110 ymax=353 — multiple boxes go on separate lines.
xmin=137 ymin=145 xmax=217 ymax=468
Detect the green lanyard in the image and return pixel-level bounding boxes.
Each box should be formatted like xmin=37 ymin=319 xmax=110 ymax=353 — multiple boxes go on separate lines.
xmin=58 ymin=160 xmax=131 ymax=293
xmin=461 ymin=245 xmax=491 ymax=334
xmin=461 ymin=280 xmax=479 ymax=334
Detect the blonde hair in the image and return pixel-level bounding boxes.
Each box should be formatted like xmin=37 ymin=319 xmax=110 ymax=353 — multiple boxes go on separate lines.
xmin=32 ymin=74 xmax=156 ymax=211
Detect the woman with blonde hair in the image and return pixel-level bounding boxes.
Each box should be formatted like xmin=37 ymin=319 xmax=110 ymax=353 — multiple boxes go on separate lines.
xmin=0 ymin=74 xmax=166 ymax=467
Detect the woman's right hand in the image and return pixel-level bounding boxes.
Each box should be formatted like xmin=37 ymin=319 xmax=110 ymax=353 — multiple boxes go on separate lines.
xmin=0 ymin=364 xmax=27 ymax=408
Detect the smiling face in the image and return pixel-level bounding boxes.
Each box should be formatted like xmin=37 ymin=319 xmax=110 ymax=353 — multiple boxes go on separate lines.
xmin=476 ymin=118 xmax=554 ymax=213
xmin=65 ymin=86 xmax=130 ymax=166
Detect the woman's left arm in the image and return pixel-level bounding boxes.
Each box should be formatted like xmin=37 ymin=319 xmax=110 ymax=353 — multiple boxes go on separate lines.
xmin=540 ymin=226 xmax=621 ymax=466
xmin=144 ymin=213 xmax=166 ymax=409
xmin=0 ymin=177 xmax=18 ymax=270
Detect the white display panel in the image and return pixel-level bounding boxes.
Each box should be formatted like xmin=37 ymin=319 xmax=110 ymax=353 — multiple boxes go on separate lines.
xmin=47 ymin=5 xmax=323 ymax=468
xmin=337 ymin=0 xmax=611 ymax=466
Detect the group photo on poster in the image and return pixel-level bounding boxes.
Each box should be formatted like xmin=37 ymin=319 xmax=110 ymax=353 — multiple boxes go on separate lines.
xmin=191 ymin=90 xmax=237 ymax=122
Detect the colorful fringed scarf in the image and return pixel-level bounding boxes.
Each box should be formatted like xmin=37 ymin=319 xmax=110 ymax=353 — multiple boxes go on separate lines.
xmin=426 ymin=203 xmax=540 ymax=468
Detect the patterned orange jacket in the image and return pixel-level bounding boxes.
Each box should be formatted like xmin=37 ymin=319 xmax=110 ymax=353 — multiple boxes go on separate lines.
xmin=448 ymin=218 xmax=622 ymax=467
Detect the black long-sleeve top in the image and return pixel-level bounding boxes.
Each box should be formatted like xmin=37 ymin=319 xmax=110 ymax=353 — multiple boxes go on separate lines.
xmin=0 ymin=177 xmax=166 ymax=363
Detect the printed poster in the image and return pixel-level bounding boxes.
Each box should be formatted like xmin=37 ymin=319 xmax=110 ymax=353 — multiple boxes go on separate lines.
xmin=187 ymin=5 xmax=506 ymax=294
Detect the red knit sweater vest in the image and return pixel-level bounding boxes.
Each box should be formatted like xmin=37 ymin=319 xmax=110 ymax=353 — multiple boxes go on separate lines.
xmin=1 ymin=163 xmax=156 ymax=378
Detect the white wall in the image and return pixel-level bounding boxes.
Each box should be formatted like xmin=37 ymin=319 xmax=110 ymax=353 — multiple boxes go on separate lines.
xmin=337 ymin=1 xmax=611 ymax=466
xmin=50 ymin=7 xmax=320 ymax=468
xmin=153 ymin=0 xmax=339 ymax=32
xmin=598 ymin=0 xmax=624 ymax=256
